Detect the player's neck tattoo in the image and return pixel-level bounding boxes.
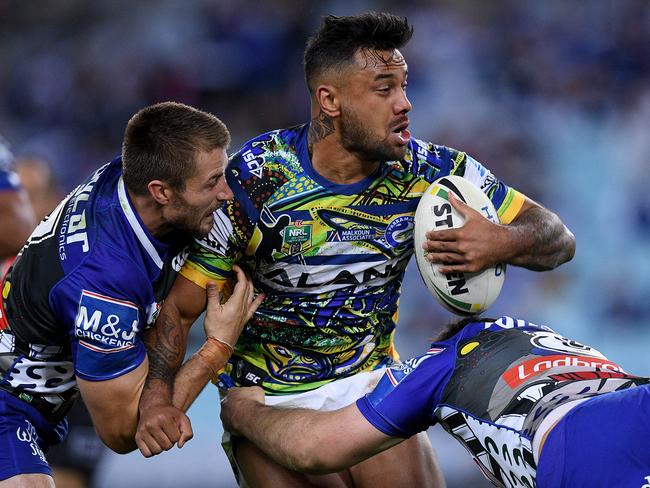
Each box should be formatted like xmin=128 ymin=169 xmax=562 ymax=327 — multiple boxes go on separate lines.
xmin=308 ymin=110 xmax=335 ymax=149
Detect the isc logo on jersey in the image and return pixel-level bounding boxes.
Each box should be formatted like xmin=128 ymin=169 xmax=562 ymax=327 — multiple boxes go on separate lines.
xmin=74 ymin=290 xmax=140 ymax=351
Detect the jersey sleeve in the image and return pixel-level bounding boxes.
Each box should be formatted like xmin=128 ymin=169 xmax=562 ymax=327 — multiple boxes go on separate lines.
xmin=356 ymin=346 xmax=454 ymax=438
xmin=410 ymin=140 xmax=526 ymax=225
xmin=451 ymin=149 xmax=526 ymax=225
xmin=180 ymin=153 xmax=260 ymax=291
xmin=52 ymin=247 xmax=148 ymax=382
xmin=70 ymin=289 xmax=146 ymax=381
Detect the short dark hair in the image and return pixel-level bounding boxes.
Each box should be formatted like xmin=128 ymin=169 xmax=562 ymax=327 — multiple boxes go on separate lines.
xmin=303 ymin=12 xmax=413 ymax=93
xmin=433 ymin=316 xmax=497 ymax=343
xmin=122 ymin=101 xmax=230 ymax=195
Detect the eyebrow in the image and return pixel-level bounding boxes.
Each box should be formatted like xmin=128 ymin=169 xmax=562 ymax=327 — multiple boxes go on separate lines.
xmin=373 ymin=70 xmax=409 ymax=82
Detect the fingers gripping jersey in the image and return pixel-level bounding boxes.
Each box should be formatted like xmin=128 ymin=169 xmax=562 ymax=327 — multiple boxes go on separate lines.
xmin=357 ymin=316 xmax=650 ymax=488
xmin=0 ymin=159 xmax=189 ymax=421
xmin=181 ymin=124 xmax=525 ymax=394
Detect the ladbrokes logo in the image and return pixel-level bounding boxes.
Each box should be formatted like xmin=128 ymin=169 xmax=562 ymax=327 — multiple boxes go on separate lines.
xmin=502 ymin=355 xmax=626 ymax=388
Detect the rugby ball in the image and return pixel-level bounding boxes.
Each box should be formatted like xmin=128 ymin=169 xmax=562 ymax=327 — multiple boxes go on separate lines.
xmin=414 ymin=175 xmax=506 ymax=315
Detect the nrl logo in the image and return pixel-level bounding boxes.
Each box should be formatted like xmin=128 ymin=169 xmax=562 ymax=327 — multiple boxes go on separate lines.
xmin=282 ymin=220 xmax=312 ymax=255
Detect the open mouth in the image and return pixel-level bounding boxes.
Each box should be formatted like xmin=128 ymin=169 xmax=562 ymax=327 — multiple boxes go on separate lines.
xmin=391 ymin=121 xmax=411 ymax=145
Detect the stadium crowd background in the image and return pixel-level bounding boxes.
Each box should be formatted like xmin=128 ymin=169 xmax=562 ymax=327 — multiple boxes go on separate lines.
xmin=1 ymin=0 xmax=648 ymax=486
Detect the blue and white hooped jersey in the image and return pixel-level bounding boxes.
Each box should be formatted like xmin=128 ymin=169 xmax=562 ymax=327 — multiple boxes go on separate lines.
xmin=357 ymin=316 xmax=650 ymax=488
xmin=0 ymin=158 xmax=189 ymax=419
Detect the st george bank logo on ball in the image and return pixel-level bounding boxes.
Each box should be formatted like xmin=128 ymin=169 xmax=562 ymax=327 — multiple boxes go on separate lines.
xmin=414 ymin=175 xmax=505 ymax=315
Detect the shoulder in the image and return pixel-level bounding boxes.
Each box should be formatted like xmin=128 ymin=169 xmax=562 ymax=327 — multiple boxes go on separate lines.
xmin=56 ymin=243 xmax=148 ymax=308
xmin=229 ymin=125 xmax=306 ymax=180
xmin=398 ymin=138 xmax=468 ymax=182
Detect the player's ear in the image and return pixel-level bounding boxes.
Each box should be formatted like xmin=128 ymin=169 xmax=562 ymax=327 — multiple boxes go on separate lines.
xmin=315 ymin=84 xmax=340 ymax=118
xmin=148 ymin=180 xmax=171 ymax=205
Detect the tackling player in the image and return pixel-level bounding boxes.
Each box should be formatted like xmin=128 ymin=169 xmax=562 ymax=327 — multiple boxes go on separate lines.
xmin=137 ymin=12 xmax=575 ymax=487
xmin=221 ymin=316 xmax=650 ymax=488
xmin=0 ymin=102 xmax=262 ymax=487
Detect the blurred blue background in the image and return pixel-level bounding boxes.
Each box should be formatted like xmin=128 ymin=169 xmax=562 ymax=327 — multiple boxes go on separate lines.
xmin=2 ymin=0 xmax=649 ymax=486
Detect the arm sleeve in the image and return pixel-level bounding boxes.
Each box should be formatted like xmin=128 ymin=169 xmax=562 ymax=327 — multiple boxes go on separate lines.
xmin=356 ymin=347 xmax=454 ymax=438
xmin=71 ymin=288 xmax=146 ymax=382
xmin=414 ymin=141 xmax=526 ymax=225
xmin=53 ymin=248 xmax=148 ymax=382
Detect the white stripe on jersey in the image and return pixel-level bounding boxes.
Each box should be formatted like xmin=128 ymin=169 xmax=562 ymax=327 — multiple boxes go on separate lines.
xmin=117 ymin=177 xmax=163 ymax=269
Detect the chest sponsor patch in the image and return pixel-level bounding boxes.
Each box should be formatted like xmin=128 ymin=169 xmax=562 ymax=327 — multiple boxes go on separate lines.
xmin=502 ymin=354 xmax=626 ymax=388
xmin=74 ymin=290 xmax=140 ymax=352
xmin=384 ymin=216 xmax=414 ymax=247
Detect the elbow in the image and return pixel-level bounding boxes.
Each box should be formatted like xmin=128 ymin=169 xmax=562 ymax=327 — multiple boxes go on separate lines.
xmin=551 ymin=227 xmax=576 ymax=270
xmin=564 ymin=230 xmax=576 ymax=263
xmin=288 ymin=439 xmax=347 ymax=475
xmin=96 ymin=426 xmax=137 ymax=454
xmin=293 ymin=456 xmax=334 ymax=475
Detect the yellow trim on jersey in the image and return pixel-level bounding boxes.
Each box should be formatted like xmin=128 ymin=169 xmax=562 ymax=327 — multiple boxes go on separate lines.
xmin=498 ymin=189 xmax=526 ymax=225
xmin=180 ymin=262 xmax=230 ymax=291
xmin=451 ymin=151 xmax=467 ymax=174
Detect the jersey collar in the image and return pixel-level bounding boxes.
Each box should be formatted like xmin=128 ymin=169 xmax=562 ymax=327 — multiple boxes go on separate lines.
xmin=117 ymin=176 xmax=164 ymax=270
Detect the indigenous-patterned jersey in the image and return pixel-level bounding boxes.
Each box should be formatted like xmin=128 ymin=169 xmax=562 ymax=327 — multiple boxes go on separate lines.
xmin=181 ymin=124 xmax=526 ymax=394
xmin=0 ymin=158 xmax=189 ymax=422
xmin=357 ymin=316 xmax=650 ymax=488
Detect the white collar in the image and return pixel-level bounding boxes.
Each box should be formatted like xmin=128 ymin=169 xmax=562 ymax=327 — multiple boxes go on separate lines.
xmin=117 ymin=176 xmax=164 ymax=270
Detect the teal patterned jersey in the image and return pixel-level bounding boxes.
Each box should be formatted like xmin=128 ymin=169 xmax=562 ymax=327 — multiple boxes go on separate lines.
xmin=181 ymin=124 xmax=526 ymax=394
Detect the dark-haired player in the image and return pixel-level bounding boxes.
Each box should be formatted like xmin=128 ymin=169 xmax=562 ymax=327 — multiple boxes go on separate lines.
xmin=138 ymin=12 xmax=575 ymax=487
xmin=0 ymin=102 xmax=262 ymax=487
xmin=222 ymin=316 xmax=650 ymax=488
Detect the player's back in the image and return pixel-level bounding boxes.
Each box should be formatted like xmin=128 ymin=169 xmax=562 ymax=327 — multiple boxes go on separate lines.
xmin=359 ymin=317 xmax=650 ymax=487
xmin=438 ymin=319 xmax=650 ymax=486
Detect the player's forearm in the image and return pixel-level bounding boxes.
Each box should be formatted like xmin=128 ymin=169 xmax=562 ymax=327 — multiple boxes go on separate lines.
xmin=172 ymin=338 xmax=232 ymax=411
xmin=231 ymin=402 xmax=335 ymax=473
xmin=141 ymin=306 xmax=192 ymax=411
xmin=505 ymin=205 xmax=575 ymax=271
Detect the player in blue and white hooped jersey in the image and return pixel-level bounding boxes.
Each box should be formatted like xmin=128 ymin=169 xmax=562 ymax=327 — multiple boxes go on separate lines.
xmin=0 ymin=136 xmax=36 ymax=260
xmin=0 ymin=102 xmax=263 ymax=486
xmin=222 ymin=315 xmax=650 ymax=488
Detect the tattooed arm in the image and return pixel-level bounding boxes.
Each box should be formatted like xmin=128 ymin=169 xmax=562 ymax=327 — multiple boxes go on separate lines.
xmin=424 ymin=195 xmax=576 ymax=273
xmin=134 ymin=274 xmax=207 ymax=456
xmin=135 ymin=267 xmax=263 ymax=457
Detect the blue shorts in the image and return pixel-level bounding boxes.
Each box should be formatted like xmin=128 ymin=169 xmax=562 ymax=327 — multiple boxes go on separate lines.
xmin=0 ymin=390 xmax=68 ymax=481
xmin=537 ymin=383 xmax=650 ymax=488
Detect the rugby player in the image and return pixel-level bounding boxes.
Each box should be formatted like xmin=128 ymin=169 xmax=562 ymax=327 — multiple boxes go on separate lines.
xmin=0 ymin=102 xmax=262 ymax=487
xmin=0 ymin=137 xmax=36 ymax=260
xmin=136 ymin=12 xmax=575 ymax=487
xmin=221 ymin=316 xmax=650 ymax=488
